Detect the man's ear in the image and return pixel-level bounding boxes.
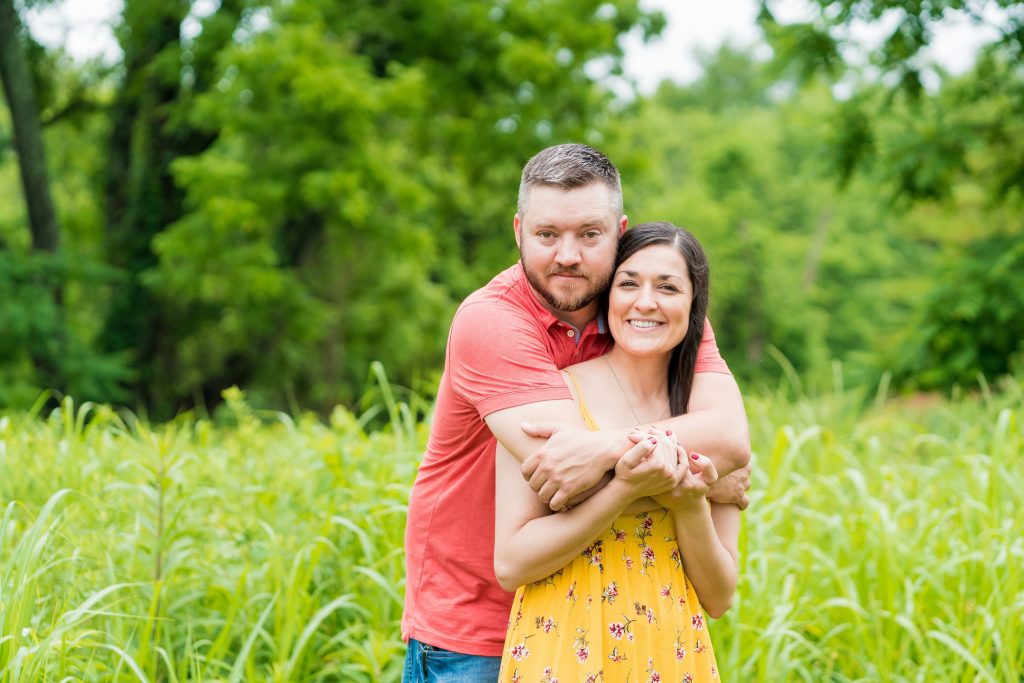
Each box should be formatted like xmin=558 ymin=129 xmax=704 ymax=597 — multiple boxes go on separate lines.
xmin=514 ymin=213 xmax=523 ymax=248
xmin=619 ymin=214 xmax=628 ymax=236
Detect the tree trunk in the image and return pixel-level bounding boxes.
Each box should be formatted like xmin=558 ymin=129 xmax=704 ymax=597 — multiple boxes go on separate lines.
xmin=0 ymin=0 xmax=65 ymax=390
xmin=0 ymin=0 xmax=60 ymax=254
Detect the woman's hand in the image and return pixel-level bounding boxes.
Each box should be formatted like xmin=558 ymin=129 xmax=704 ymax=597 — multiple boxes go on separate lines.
xmin=652 ymin=448 xmax=718 ymax=512
xmin=612 ymin=430 xmax=684 ymax=501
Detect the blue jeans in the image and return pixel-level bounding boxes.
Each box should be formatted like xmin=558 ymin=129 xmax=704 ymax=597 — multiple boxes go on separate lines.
xmin=402 ymin=638 xmax=501 ymax=683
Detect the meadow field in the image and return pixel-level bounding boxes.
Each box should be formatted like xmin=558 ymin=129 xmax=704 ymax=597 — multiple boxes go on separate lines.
xmin=1 ymin=373 xmax=1021 ymax=682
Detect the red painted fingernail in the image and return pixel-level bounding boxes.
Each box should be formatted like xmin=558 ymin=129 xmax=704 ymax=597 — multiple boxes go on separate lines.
xmin=648 ymin=437 xmax=657 ymax=444
xmin=690 ymin=453 xmax=699 ymax=460
xmin=665 ymin=430 xmax=673 ymax=436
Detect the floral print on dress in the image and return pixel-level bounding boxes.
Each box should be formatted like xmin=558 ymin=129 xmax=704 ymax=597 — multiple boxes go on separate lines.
xmin=634 ymin=601 xmax=657 ymax=625
xmin=499 ymin=507 xmax=720 ymax=682
xmin=541 ymin=665 xmax=559 ymax=683
xmin=583 ymin=540 xmax=605 ymax=573
xmin=573 ymin=629 xmax=591 ymax=663
xmin=646 ymin=657 xmax=661 ymax=682
xmin=607 ymin=614 xmax=636 ymax=642
xmin=634 ymin=514 xmax=654 ymax=545
xmin=534 ymin=616 xmax=557 ymax=634
xmin=639 ymin=544 xmax=656 ymax=573
xmin=509 ymin=641 xmax=529 ymax=661
xmin=674 ymin=630 xmax=688 ymax=661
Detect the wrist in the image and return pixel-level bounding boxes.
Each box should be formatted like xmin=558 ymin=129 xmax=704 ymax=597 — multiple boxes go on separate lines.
xmin=604 ymin=429 xmax=634 ymax=469
xmin=671 ymin=501 xmax=710 ymax=522
xmin=605 ymin=477 xmax=639 ymax=504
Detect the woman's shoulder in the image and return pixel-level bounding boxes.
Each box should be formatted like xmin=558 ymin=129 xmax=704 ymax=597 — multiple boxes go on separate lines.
xmin=563 ymin=356 xmax=605 ymax=382
xmin=561 ymin=358 xmax=606 ymax=406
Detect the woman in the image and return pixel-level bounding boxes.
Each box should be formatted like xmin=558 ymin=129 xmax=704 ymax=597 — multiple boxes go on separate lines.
xmin=494 ymin=222 xmax=740 ymax=682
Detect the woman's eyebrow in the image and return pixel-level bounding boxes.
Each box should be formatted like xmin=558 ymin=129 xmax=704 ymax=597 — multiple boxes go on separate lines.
xmin=616 ymin=270 xmax=685 ymax=281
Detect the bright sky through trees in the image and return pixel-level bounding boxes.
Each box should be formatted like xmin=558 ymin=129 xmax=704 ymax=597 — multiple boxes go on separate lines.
xmin=27 ymin=0 xmax=1001 ymax=95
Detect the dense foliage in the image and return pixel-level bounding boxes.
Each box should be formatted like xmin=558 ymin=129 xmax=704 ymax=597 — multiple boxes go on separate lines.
xmin=1 ymin=378 xmax=1021 ymax=681
xmin=1 ymin=0 xmax=1021 ymax=414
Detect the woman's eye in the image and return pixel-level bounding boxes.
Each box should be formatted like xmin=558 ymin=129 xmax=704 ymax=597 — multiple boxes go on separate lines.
xmin=617 ymin=280 xmax=637 ymax=288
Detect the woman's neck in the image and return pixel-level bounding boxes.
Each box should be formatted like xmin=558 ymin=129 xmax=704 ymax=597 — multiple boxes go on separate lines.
xmin=604 ymin=347 xmax=671 ymax=420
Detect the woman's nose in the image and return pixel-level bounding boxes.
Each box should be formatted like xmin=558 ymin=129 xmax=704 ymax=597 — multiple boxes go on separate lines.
xmin=635 ymin=285 xmax=657 ymax=310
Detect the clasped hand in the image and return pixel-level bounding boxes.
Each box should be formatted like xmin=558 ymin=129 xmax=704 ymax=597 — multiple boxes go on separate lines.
xmin=521 ymin=422 xmax=721 ymax=512
xmin=620 ymin=426 xmax=718 ymax=512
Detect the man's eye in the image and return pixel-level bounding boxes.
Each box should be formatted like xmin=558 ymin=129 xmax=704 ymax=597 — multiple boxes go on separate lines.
xmin=583 ymin=231 xmax=600 ymax=239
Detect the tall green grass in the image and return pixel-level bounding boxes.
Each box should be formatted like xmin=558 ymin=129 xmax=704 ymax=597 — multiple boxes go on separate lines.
xmin=1 ymin=372 xmax=1021 ymax=681
xmin=715 ymin=373 xmax=1024 ymax=682
xmin=0 ymin=376 xmax=424 ymax=682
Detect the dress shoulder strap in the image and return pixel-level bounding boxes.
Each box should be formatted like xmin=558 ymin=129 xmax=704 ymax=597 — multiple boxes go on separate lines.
xmin=563 ymin=370 xmax=601 ymax=431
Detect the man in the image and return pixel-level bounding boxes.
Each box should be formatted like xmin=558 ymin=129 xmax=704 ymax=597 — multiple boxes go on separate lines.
xmin=402 ymin=144 xmax=750 ymax=682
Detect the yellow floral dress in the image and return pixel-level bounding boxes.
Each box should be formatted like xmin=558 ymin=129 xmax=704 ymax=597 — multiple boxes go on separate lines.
xmin=498 ymin=374 xmax=720 ymax=683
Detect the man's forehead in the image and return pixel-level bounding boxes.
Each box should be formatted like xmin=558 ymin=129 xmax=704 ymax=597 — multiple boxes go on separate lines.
xmin=525 ymin=182 xmax=612 ymax=200
xmin=521 ymin=184 xmax=620 ymax=223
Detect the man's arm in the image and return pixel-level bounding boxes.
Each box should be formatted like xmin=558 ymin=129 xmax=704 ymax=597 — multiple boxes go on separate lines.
xmin=484 ymin=399 xmax=633 ymax=506
xmin=520 ymin=371 xmax=751 ymax=510
xmin=667 ymin=371 xmax=751 ymax=476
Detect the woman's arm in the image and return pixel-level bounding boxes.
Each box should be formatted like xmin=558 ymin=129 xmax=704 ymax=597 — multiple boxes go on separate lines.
xmin=649 ymin=439 xmax=740 ymax=619
xmin=672 ymin=501 xmax=740 ymax=618
xmin=494 ymin=436 xmax=680 ymax=591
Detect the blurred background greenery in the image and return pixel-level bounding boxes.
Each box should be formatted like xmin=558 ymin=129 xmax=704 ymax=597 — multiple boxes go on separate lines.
xmin=1 ymin=0 xmax=1022 ymax=419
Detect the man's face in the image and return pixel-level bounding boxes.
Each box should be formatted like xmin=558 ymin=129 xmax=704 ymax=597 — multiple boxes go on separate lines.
xmin=514 ymin=183 xmax=626 ymax=320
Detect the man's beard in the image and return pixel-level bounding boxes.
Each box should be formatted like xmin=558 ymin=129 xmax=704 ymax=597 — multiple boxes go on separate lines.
xmin=521 ymin=260 xmax=612 ymax=313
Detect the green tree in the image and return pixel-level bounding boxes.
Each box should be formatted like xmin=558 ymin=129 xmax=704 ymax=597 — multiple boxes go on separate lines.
xmin=606 ymin=46 xmax=940 ymax=389
xmin=144 ymin=0 xmax=661 ymax=413
xmin=757 ymin=0 xmax=1024 ymax=389
xmin=96 ymin=0 xmax=256 ymax=413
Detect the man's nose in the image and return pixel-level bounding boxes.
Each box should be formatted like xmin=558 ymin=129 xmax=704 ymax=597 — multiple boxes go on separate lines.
xmin=554 ymin=237 xmax=581 ymax=266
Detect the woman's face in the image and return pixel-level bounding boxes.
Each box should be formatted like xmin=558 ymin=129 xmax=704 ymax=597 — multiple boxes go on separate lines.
xmin=608 ymin=244 xmax=693 ymax=359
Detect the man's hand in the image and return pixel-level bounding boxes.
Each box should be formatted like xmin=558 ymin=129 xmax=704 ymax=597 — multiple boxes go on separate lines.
xmin=706 ymin=463 xmax=751 ymax=510
xmin=520 ymin=421 xmax=631 ymax=512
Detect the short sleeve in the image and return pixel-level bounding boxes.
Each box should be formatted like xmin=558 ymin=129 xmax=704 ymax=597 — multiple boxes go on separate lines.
xmin=694 ymin=318 xmax=731 ymax=375
xmin=446 ymin=301 xmax=572 ymax=418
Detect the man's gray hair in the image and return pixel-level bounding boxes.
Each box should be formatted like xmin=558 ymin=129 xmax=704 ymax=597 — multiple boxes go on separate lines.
xmin=517 ymin=143 xmax=623 ymax=217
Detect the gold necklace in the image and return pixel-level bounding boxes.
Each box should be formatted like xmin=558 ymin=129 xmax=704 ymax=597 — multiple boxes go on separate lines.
xmin=604 ymin=355 xmax=669 ymax=425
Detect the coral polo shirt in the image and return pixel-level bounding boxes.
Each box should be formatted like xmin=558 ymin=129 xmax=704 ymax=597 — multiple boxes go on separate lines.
xmin=401 ymin=263 xmax=730 ymax=657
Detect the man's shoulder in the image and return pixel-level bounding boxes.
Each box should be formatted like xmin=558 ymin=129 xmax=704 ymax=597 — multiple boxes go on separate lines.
xmin=461 ymin=263 xmax=523 ymax=304
xmin=446 ymin=264 xmax=555 ymax=362
xmin=454 ymin=264 xmax=532 ymax=323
